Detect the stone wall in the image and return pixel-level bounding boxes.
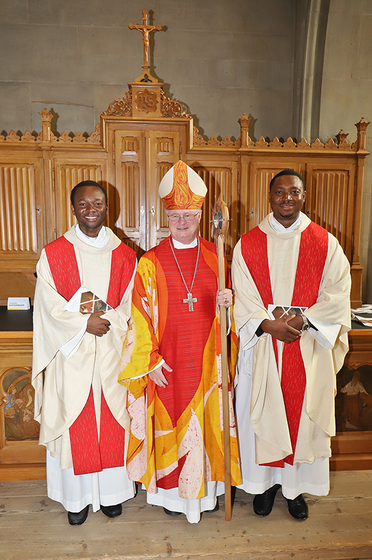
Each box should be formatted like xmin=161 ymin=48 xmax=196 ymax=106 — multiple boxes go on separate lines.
xmin=0 ymin=0 xmax=297 ymax=139
xmin=320 ymin=0 xmax=372 ymax=301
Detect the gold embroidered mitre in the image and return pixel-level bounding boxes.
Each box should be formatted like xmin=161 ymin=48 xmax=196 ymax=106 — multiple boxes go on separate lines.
xmin=159 ymin=160 xmax=207 ymax=210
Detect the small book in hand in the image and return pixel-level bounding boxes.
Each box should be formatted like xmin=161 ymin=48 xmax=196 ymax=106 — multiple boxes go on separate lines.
xmin=79 ymin=291 xmax=112 ymax=314
xmin=268 ymin=304 xmax=308 ymax=320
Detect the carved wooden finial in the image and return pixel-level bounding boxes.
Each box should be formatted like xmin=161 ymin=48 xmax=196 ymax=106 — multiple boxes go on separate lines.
xmin=238 ymin=113 xmax=250 ymax=128
xmin=336 ymin=129 xmax=349 ymax=146
xmin=129 ymin=9 xmax=162 ymax=83
xmin=38 ymin=108 xmax=53 ymax=123
xmin=38 ymin=108 xmax=53 ymax=142
xmin=355 ymin=117 xmax=370 ymax=150
xmin=238 ymin=113 xmax=251 ymax=148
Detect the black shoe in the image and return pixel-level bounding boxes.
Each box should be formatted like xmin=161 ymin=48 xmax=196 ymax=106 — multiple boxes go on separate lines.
xmin=163 ymin=507 xmax=182 ymax=516
xmin=253 ymin=484 xmax=281 ymax=516
xmin=68 ymin=505 xmax=89 ymax=525
xmin=100 ymin=503 xmax=122 ymax=518
xmin=285 ymin=494 xmax=308 ymax=520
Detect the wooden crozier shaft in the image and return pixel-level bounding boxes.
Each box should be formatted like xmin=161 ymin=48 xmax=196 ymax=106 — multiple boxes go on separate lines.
xmin=217 ymin=234 xmax=232 ymax=521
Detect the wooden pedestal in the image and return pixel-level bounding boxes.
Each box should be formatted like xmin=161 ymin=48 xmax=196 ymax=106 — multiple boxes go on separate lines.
xmin=330 ymin=327 xmax=372 ymax=470
xmin=0 ymin=311 xmax=45 ymax=481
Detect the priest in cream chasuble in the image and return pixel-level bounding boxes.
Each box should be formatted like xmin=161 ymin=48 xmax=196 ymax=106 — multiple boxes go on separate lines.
xmin=119 ymin=161 xmax=241 ymax=523
xmin=32 ymin=181 xmax=137 ymax=525
xmin=232 ymin=169 xmax=351 ymax=521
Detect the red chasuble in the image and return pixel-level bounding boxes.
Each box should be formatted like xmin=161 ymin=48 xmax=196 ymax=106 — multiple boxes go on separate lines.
xmin=241 ymin=222 xmax=328 ymax=466
xmin=154 ymin=239 xmax=218 ymax=488
xmin=45 ymin=234 xmax=136 ymax=475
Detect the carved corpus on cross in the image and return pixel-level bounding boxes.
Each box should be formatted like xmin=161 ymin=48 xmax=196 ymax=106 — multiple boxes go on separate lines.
xmin=128 ymin=9 xmax=162 ymax=83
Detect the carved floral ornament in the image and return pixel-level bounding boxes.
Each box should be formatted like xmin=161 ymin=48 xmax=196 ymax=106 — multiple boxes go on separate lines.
xmin=101 ymin=91 xmax=132 ymax=117
xmin=134 ymin=90 xmax=158 ymax=114
xmin=160 ymin=91 xmax=190 ymax=119
xmin=101 ymin=89 xmax=191 ymax=119
xmin=0 ymin=106 xmax=368 ymax=151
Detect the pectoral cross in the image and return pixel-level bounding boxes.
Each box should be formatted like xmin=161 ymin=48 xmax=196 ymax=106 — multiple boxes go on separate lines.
xmin=183 ymin=292 xmax=197 ymax=312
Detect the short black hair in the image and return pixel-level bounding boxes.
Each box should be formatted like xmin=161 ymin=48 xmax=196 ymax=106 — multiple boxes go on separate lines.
xmin=269 ymin=169 xmax=305 ymax=191
xmin=70 ymin=180 xmax=108 ymax=206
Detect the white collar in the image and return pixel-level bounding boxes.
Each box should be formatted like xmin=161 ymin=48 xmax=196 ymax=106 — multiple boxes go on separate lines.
xmin=268 ymin=212 xmax=302 ymax=234
xmin=75 ymin=224 xmax=110 ymax=247
xmin=171 ymin=236 xmax=198 ymax=249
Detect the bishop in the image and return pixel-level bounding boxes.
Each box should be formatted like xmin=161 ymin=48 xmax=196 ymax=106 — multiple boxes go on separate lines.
xmin=119 ymin=160 xmax=241 ymax=524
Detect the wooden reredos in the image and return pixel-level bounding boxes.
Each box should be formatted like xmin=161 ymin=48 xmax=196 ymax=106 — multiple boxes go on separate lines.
xmin=0 ymin=11 xmax=369 ymax=307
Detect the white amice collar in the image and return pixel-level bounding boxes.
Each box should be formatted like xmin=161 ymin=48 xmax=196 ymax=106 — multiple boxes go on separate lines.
xmin=268 ymin=212 xmax=302 ymax=234
xmin=75 ymin=224 xmax=110 ymax=247
xmin=172 ymin=236 xmax=198 ymax=249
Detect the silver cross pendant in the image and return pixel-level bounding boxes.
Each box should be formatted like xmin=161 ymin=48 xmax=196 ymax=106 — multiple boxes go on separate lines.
xmin=183 ymin=292 xmax=197 ymax=311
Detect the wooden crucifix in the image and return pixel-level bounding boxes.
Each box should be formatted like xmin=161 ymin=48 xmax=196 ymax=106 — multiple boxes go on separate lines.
xmin=128 ymin=10 xmax=162 ymax=73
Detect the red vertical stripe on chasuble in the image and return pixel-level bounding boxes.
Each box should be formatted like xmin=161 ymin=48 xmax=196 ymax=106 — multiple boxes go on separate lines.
xmin=281 ymin=223 xmax=328 ymax=464
xmin=100 ymin=389 xmax=125 ymax=469
xmin=45 ymin=236 xmax=136 ymax=475
xmin=241 ymin=227 xmax=278 ymax=366
xmin=69 ymin=387 xmax=102 ymax=474
xmin=106 ymin=243 xmax=137 ymax=308
xmin=240 ymin=223 xmax=328 ymax=466
xmin=70 ymin=388 xmax=125 ymax=475
xmin=44 ymin=236 xmax=81 ymax=300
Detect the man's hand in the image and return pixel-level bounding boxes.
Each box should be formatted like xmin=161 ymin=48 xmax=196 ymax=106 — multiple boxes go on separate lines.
xmin=261 ymin=314 xmax=301 ymax=343
xmin=86 ymin=312 xmax=111 ymax=337
xmin=149 ymin=362 xmax=173 ymax=388
xmin=217 ymin=288 xmax=233 ymax=308
xmin=287 ymin=314 xmax=304 ymax=332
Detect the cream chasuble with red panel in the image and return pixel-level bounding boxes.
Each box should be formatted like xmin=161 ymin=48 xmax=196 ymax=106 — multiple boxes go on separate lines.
xmin=232 ymin=214 xmax=351 ymax=468
xmin=241 ymin=222 xmax=328 ymax=466
xmin=32 ymin=227 xmax=136 ymax=475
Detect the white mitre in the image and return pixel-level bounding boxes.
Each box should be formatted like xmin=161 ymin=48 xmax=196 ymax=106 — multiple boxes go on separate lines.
xmin=159 ymin=160 xmax=207 ymax=210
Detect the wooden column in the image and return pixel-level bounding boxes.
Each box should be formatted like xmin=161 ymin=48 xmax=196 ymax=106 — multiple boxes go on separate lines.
xmin=350 ymin=118 xmax=370 ymax=308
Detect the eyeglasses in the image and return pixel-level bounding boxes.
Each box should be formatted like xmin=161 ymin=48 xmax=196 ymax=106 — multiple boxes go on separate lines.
xmin=167 ymin=212 xmax=201 ymax=223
